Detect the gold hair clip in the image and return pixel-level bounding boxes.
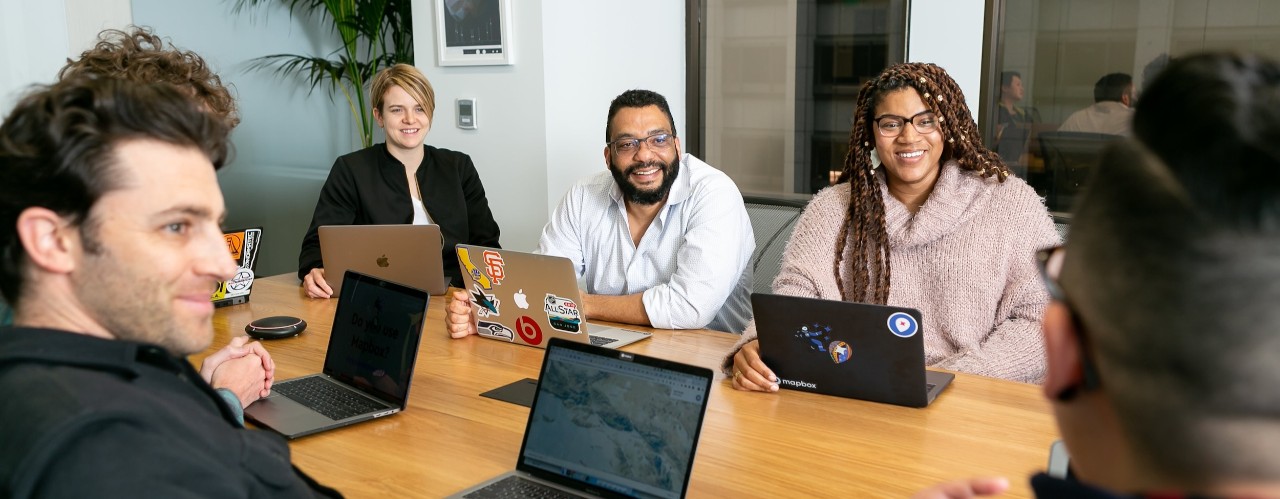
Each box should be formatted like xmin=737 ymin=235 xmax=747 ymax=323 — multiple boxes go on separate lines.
xmin=923 ymin=92 xmax=931 ymax=99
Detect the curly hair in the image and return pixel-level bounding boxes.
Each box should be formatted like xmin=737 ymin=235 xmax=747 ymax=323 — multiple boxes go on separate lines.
xmin=58 ymin=26 xmax=239 ymax=129
xmin=832 ymin=62 xmax=1008 ymax=303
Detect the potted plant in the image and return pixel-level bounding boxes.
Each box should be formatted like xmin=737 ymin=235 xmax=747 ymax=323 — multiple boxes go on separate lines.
xmin=232 ymin=0 xmax=414 ymax=147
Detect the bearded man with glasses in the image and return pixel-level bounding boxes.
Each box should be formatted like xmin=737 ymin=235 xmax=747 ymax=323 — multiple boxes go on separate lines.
xmin=446 ymin=89 xmax=753 ymax=336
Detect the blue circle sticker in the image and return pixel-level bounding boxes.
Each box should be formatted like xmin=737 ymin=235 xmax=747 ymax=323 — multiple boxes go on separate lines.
xmin=887 ymin=312 xmax=918 ymax=338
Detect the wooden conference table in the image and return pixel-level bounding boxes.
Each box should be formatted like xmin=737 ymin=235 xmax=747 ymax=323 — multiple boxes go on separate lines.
xmin=196 ymin=274 xmax=1059 ymax=498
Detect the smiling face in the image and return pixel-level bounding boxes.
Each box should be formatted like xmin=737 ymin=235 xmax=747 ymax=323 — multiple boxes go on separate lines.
xmin=374 ymin=85 xmax=431 ymax=154
xmin=873 ymin=88 xmax=945 ymax=204
xmin=70 ymin=139 xmax=237 ymax=355
xmin=604 ymin=105 xmax=682 ymax=206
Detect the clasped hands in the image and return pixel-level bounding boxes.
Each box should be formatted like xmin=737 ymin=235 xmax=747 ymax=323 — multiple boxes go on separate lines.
xmin=199 ymin=335 xmax=275 ymax=408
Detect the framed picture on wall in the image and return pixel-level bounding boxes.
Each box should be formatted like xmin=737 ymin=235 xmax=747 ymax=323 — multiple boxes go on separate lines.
xmin=434 ymin=0 xmax=514 ymax=66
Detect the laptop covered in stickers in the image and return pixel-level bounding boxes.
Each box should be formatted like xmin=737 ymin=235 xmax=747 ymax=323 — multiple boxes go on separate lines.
xmin=751 ymin=293 xmax=954 ymax=408
xmin=212 ymin=227 xmax=262 ymax=308
xmin=455 ymin=245 xmax=651 ymax=349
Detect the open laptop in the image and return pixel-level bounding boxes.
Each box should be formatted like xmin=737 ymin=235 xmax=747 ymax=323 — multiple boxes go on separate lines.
xmin=211 ymin=227 xmax=262 ymax=308
xmin=449 ymin=338 xmax=713 ymax=499
xmin=319 ymin=224 xmax=448 ymax=296
xmin=244 ymin=270 xmax=429 ymax=439
xmin=752 ymin=293 xmax=954 ymax=408
xmin=455 ymin=245 xmax=651 ymax=349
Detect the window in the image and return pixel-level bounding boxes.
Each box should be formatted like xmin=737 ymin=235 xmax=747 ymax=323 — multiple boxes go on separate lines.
xmin=689 ymin=0 xmax=908 ymax=196
xmin=982 ymin=0 xmax=1280 ymax=213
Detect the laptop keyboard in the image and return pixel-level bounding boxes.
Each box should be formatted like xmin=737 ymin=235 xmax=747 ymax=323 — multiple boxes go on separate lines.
xmin=588 ymin=335 xmax=617 ymax=347
xmin=464 ymin=476 xmax=579 ymax=499
xmin=273 ymin=377 xmax=385 ymax=421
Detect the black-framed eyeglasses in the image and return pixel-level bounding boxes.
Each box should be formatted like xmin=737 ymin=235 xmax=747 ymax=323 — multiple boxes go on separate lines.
xmin=608 ymin=132 xmax=674 ymax=154
xmin=874 ymin=110 xmax=939 ymax=137
xmin=1036 ymin=245 xmax=1102 ymax=396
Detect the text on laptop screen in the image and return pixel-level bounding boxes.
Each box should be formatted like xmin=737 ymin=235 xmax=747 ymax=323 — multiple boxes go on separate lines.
xmin=324 ymin=276 xmax=426 ymax=404
xmin=521 ymin=347 xmax=708 ymax=499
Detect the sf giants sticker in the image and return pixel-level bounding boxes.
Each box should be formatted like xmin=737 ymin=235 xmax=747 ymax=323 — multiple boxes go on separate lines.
xmin=544 ymin=293 xmax=582 ymax=333
xmin=482 ymin=250 xmax=505 ymax=285
xmin=457 ymin=247 xmax=492 ymax=289
xmin=477 ymin=321 xmax=515 ymax=341
xmin=516 ymin=316 xmax=543 ymax=345
xmin=887 ymin=312 xmax=918 ymax=338
xmin=470 ymin=283 xmax=501 ymax=318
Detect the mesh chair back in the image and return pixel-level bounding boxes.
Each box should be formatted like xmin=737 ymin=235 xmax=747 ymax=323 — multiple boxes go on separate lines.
xmin=743 ymin=195 xmax=809 ymax=294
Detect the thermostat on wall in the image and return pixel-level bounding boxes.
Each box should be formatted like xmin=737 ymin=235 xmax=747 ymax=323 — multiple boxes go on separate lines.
xmin=457 ymin=98 xmax=477 ymax=129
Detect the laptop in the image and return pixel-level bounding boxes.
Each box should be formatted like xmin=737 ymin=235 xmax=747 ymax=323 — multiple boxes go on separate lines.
xmin=752 ymin=293 xmax=954 ymax=408
xmin=211 ymin=227 xmax=262 ymax=308
xmin=244 ymin=270 xmax=429 ymax=439
xmin=455 ymin=245 xmax=651 ymax=349
xmin=319 ymin=224 xmax=448 ymax=296
xmin=449 ymin=338 xmax=713 ymax=498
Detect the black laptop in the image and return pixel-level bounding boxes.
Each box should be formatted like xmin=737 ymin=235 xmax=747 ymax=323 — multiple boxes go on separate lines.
xmin=752 ymin=293 xmax=954 ymax=408
xmin=449 ymin=338 xmax=714 ymax=498
xmin=244 ymin=270 xmax=428 ymax=438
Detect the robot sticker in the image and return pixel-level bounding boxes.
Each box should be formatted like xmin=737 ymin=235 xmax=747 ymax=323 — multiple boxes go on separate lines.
xmin=470 ymin=283 xmax=500 ymax=318
xmin=477 ymin=321 xmax=515 ymax=341
xmin=887 ymin=312 xmax=918 ymax=338
xmin=482 ymin=250 xmax=505 ymax=285
xmin=543 ymin=293 xmax=582 ymax=333
xmin=458 ymin=247 xmax=492 ymax=289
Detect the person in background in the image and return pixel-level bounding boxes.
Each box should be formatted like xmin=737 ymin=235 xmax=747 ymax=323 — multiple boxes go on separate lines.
xmin=993 ymin=70 xmax=1041 ymax=177
xmin=913 ymin=52 xmax=1280 ymax=498
xmin=728 ymin=62 xmax=1058 ymax=388
xmin=298 ymin=63 xmax=501 ymax=297
xmin=1057 ymin=73 xmax=1134 ymax=136
xmin=0 ymin=77 xmax=338 ymax=497
xmin=444 ymin=89 xmax=754 ymax=336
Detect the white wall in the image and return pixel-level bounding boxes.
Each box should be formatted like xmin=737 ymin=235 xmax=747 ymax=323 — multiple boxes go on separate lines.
xmin=0 ymin=0 xmax=131 ymax=114
xmin=907 ymin=0 xmax=986 ymax=122
xmin=412 ymin=0 xmax=686 ymax=251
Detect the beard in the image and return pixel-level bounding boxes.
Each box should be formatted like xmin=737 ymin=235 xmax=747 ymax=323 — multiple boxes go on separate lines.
xmin=609 ymin=154 xmax=681 ymax=206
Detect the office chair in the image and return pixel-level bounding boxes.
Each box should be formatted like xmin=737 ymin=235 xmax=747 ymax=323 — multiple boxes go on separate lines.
xmin=1037 ymin=131 xmax=1121 ymax=212
xmin=743 ymin=195 xmax=809 ymax=294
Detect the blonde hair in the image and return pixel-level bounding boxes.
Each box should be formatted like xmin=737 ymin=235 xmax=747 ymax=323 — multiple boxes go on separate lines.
xmin=370 ymin=64 xmax=435 ymax=120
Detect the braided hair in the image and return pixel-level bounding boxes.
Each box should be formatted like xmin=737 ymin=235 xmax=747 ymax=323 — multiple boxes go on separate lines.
xmin=833 ymin=62 xmax=1008 ymax=303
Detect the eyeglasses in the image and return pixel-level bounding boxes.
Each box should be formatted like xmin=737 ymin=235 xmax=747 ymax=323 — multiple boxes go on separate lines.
xmin=608 ymin=132 xmax=674 ymax=154
xmin=1035 ymin=245 xmax=1102 ymax=396
xmin=874 ymin=111 xmax=939 ymax=137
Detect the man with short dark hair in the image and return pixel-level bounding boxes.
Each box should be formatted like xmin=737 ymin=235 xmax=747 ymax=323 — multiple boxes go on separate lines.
xmin=1057 ymin=72 xmax=1134 ymax=135
xmin=0 ymin=78 xmax=338 ymax=497
xmin=914 ymin=52 xmax=1280 ymax=498
xmin=445 ymin=89 xmax=753 ymax=335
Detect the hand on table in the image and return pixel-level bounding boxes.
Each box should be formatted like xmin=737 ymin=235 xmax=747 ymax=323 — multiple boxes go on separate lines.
xmin=911 ymin=477 xmax=1010 ymax=499
xmin=302 ymin=268 xmax=333 ymax=298
xmin=200 ymin=335 xmax=275 ymax=405
xmin=731 ymin=339 xmax=779 ymax=392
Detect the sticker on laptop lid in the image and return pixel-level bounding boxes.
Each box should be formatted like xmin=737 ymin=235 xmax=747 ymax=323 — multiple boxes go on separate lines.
xmin=829 ymin=340 xmax=852 ymax=364
xmin=482 ymin=250 xmax=505 ymax=286
xmin=887 ymin=312 xmax=918 ymax=338
xmin=458 ymin=247 xmax=492 ymax=289
xmin=516 ymin=316 xmax=544 ymax=345
xmin=470 ymin=284 xmax=501 ymax=318
xmin=477 ymin=321 xmax=515 ymax=341
xmin=794 ymin=323 xmax=833 ymax=352
xmin=544 ymin=294 xmax=581 ymax=333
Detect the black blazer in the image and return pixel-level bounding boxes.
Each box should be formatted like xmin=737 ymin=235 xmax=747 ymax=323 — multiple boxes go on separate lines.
xmin=298 ymin=144 xmax=501 ymax=287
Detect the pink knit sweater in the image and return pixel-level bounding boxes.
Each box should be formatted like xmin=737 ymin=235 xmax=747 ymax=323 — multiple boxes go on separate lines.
xmin=731 ymin=162 xmax=1060 ymax=383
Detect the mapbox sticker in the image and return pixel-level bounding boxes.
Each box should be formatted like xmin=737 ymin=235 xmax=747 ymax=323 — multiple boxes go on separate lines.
xmin=516 ymin=316 xmax=543 ymax=345
xmin=544 ymin=293 xmax=581 ymax=333
xmin=477 ymin=321 xmax=515 ymax=341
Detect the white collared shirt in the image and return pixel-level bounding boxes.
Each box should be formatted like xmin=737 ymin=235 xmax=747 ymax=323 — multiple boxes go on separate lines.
xmin=538 ymin=153 xmax=753 ymax=333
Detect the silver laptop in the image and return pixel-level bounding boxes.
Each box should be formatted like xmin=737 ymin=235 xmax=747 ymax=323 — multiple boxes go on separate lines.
xmin=244 ymin=270 xmax=428 ymax=439
xmin=455 ymin=244 xmax=651 ymax=349
xmin=449 ymin=338 xmax=713 ymax=498
xmin=319 ymin=224 xmax=448 ymax=296
xmin=752 ymin=293 xmax=954 ymax=408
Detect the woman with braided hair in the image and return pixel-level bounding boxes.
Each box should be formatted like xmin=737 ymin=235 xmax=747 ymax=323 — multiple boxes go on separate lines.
xmin=727 ymin=62 xmax=1059 ymax=388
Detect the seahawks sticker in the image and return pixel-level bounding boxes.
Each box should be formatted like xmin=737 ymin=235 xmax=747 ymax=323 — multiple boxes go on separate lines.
xmin=477 ymin=321 xmax=515 ymax=341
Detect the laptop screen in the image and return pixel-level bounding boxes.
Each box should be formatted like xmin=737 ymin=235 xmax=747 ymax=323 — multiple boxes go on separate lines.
xmin=323 ymin=271 xmax=429 ymax=406
xmin=519 ymin=340 xmax=712 ymax=499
